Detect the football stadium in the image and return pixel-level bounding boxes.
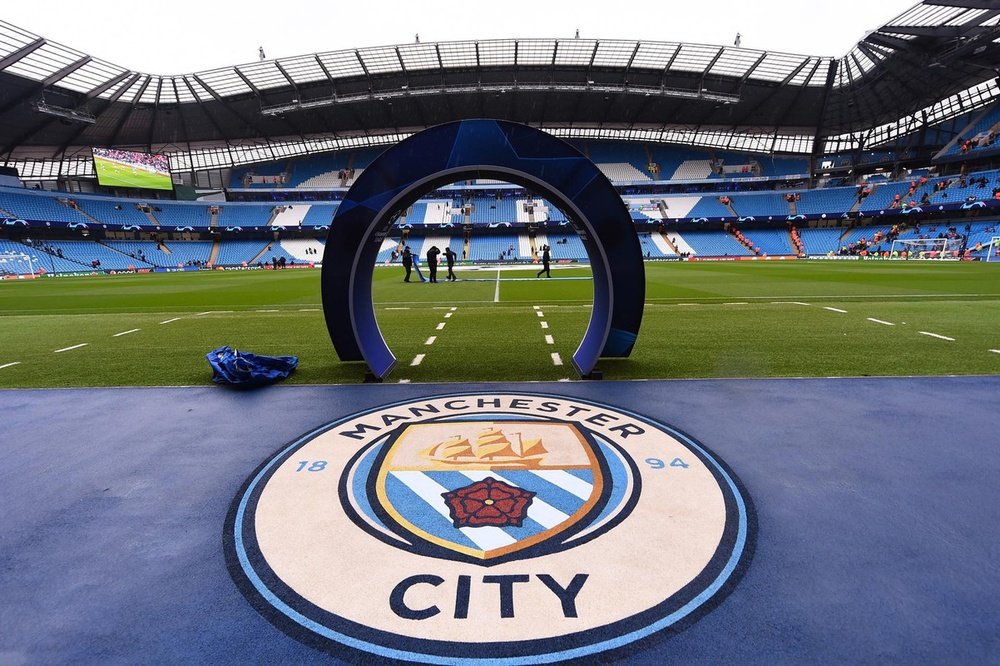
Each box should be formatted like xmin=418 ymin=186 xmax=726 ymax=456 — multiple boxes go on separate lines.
xmin=1 ymin=2 xmax=999 ymax=663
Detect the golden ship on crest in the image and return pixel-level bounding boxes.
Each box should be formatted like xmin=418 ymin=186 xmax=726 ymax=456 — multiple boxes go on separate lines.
xmin=420 ymin=427 xmax=548 ymax=468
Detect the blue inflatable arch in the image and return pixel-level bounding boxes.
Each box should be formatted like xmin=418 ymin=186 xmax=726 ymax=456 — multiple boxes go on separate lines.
xmin=321 ymin=119 xmax=644 ymax=379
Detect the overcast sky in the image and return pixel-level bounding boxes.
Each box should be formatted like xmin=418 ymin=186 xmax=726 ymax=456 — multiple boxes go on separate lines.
xmin=5 ymin=0 xmax=918 ymax=74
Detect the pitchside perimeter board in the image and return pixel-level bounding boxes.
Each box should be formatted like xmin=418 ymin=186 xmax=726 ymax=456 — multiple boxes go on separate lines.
xmin=321 ymin=119 xmax=645 ymax=379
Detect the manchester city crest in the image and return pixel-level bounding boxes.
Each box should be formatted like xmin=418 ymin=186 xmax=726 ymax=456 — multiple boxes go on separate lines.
xmin=226 ymin=393 xmax=755 ymax=664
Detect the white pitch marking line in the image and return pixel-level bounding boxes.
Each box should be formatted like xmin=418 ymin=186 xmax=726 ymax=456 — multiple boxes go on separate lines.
xmin=545 ymin=335 xmax=554 ymax=345
xmin=540 ymin=321 xmax=549 ymax=329
xmin=398 ymin=379 xmax=411 ymax=384
xmin=676 ymin=303 xmax=700 ymax=306
xmin=425 ymin=336 xmax=437 ymax=345
xmin=113 ymin=328 xmax=141 ymax=337
xmin=989 ymin=349 xmax=1000 ymax=355
xmin=444 ymin=312 xmax=452 ymax=319
xmin=536 ymin=310 xmax=544 ymax=317
xmin=54 ymin=343 xmax=87 ymax=353
xmin=551 ymin=352 xmax=563 ymax=366
xmin=436 ymin=322 xmax=446 ymax=330
xmin=0 ymin=362 xmax=21 ymax=370
xmin=410 ymin=354 xmax=425 ymax=366
xmin=772 ymin=301 xmax=811 ymax=306
xmin=385 ymin=307 xmax=410 ymax=310
xmin=533 ymin=306 xmax=541 ymax=310
xmin=256 ymin=309 xmax=279 ymax=313
xmin=867 ymin=318 xmax=895 ymax=326
xmin=299 ymin=308 xmax=320 ymax=312
xmin=724 ymin=302 xmax=748 ymax=306
xmin=919 ymin=331 xmax=954 ymax=341
xmin=159 ymin=317 xmax=181 ymax=324
xmin=196 ymin=311 xmax=212 ymax=316
xmin=450 ymin=307 xmax=457 ymax=311
xmin=823 ymin=307 xmax=848 ymax=313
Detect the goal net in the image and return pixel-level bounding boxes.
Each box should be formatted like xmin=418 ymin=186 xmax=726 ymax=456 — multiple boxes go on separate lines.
xmin=0 ymin=251 xmax=39 ymax=276
xmin=986 ymin=236 xmax=1000 ymax=263
xmin=889 ymin=238 xmax=964 ymax=260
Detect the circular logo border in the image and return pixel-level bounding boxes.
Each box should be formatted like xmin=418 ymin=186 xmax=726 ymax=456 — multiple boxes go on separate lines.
xmin=224 ymin=392 xmax=757 ymax=664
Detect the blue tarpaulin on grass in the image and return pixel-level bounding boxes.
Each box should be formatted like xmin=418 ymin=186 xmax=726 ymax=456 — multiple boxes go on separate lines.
xmin=206 ymin=346 xmax=298 ymax=387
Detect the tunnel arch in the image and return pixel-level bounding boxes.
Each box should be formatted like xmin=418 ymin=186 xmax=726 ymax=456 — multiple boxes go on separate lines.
xmin=321 ymin=119 xmax=644 ymax=379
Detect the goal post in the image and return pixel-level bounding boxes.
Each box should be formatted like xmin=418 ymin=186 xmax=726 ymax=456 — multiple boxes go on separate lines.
xmin=987 ymin=236 xmax=1000 ymax=262
xmin=0 ymin=251 xmax=39 ymax=277
xmin=889 ymin=237 xmax=964 ymax=260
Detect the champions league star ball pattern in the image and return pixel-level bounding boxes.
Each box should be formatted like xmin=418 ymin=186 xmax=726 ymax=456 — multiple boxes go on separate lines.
xmin=225 ymin=393 xmax=755 ymax=664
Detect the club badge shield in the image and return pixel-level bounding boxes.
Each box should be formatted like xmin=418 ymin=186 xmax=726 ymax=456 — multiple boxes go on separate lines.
xmin=373 ymin=421 xmax=605 ymax=563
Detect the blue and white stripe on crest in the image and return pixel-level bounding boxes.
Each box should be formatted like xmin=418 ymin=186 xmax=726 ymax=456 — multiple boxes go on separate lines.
xmin=386 ymin=468 xmax=595 ymax=551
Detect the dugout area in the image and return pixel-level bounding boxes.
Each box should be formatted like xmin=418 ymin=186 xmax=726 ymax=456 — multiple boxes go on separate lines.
xmin=1 ymin=376 xmax=997 ymax=664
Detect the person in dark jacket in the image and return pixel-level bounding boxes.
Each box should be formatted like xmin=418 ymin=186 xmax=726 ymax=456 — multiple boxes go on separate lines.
xmin=401 ymin=246 xmax=413 ymax=282
xmin=444 ymin=246 xmax=457 ymax=281
xmin=426 ymin=245 xmax=440 ymax=283
xmin=536 ymin=244 xmax=551 ymax=278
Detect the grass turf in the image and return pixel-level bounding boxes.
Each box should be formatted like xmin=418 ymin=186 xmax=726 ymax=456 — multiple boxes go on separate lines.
xmin=0 ymin=261 xmax=998 ymax=387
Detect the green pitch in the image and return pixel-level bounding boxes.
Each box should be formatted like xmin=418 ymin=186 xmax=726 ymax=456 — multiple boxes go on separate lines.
xmin=0 ymin=261 xmax=998 ymax=387
xmin=93 ymin=156 xmax=173 ymax=190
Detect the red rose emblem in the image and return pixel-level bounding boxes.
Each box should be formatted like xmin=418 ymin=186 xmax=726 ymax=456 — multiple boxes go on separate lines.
xmin=442 ymin=477 xmax=535 ymax=528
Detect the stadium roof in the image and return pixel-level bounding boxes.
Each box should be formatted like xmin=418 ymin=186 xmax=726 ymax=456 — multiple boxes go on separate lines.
xmin=1 ymin=0 xmax=999 ymax=168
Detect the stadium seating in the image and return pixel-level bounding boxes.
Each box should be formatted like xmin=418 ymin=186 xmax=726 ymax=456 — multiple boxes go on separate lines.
xmin=678 ymin=230 xmax=753 ymax=256
xmin=0 ymin=187 xmax=89 ymax=224
xmin=152 ymin=203 xmax=212 ymax=228
xmin=739 ymin=228 xmax=795 ymax=255
xmin=796 ymin=188 xmax=857 ymax=215
xmin=215 ymin=240 xmax=270 ymax=266
xmin=689 ymin=196 xmax=733 ymax=218
xmin=943 ymin=102 xmax=1000 ymax=158
xmin=159 ymin=241 xmax=214 ymax=266
xmin=77 ymin=199 xmax=152 ymax=226
xmin=797 ymin=228 xmax=844 ymax=255
xmin=730 ymin=193 xmax=789 ymax=218
xmin=468 ymin=233 xmax=519 ymax=261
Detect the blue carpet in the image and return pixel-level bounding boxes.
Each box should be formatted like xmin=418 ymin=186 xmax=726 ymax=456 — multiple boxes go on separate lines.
xmin=0 ymin=377 xmax=998 ymax=664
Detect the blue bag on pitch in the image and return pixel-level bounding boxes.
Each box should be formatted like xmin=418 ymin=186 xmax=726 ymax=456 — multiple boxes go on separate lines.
xmin=206 ymin=345 xmax=298 ymax=386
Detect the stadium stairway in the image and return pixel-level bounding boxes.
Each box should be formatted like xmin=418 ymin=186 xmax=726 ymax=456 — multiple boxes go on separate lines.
xmin=95 ymin=241 xmax=157 ymax=267
xmin=655 ymin=232 xmax=680 ymax=255
xmin=56 ymin=199 xmax=99 ymax=226
xmin=208 ymin=240 xmax=220 ymax=266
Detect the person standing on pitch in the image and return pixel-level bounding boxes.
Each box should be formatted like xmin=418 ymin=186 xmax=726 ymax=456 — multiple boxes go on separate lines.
xmin=402 ymin=245 xmax=413 ymax=282
xmin=444 ymin=245 xmax=457 ymax=281
xmin=536 ymin=243 xmax=551 ymax=278
xmin=426 ymin=245 xmax=440 ymax=283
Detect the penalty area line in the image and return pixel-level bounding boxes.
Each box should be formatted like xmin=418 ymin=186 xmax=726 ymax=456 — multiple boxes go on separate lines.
xmin=113 ymin=328 xmax=141 ymax=337
xmin=0 ymin=361 xmax=21 ymax=370
xmin=493 ymin=268 xmax=501 ymax=303
xmin=159 ymin=317 xmax=181 ymax=324
xmin=54 ymin=343 xmax=87 ymax=353
xmin=867 ymin=318 xmax=895 ymax=326
xmin=823 ymin=307 xmax=848 ymax=313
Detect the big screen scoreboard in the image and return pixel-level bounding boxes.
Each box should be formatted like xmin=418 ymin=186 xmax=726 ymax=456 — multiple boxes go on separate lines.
xmin=92 ymin=148 xmax=173 ymax=190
